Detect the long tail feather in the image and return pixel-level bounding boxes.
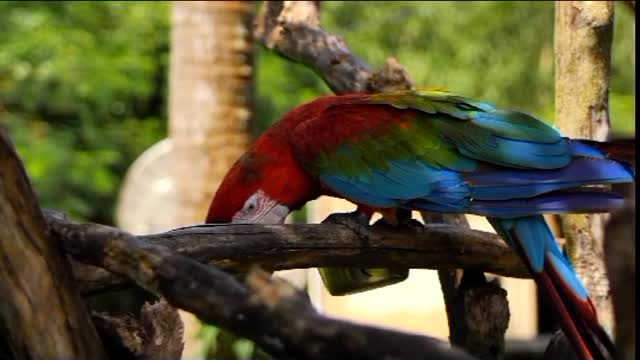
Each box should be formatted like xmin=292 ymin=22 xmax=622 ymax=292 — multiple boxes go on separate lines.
xmin=463 ymin=157 xmax=634 ymax=201
xmin=488 ymin=215 xmax=615 ymax=360
xmin=408 ymin=189 xmax=626 ymax=218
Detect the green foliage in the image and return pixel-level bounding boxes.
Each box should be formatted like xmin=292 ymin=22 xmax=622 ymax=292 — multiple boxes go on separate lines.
xmin=199 ymin=323 xmax=273 ymax=360
xmin=0 ymin=1 xmax=169 ymax=223
xmin=254 ymin=49 xmax=330 ymax=135
xmin=325 ymin=1 xmax=557 ymax=112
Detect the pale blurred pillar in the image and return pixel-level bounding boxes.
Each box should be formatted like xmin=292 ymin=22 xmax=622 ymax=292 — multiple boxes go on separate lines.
xmin=169 ymin=0 xmax=255 ymax=226
xmin=155 ymin=1 xmax=258 ymax=359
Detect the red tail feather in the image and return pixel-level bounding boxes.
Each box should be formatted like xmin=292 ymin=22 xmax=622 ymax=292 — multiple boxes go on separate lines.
xmin=507 ymin=228 xmax=615 ymax=360
xmin=543 ymin=259 xmax=615 ymax=360
xmin=580 ymin=138 xmax=636 ymax=166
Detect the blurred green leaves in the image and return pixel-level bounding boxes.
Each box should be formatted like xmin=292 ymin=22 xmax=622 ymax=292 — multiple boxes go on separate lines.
xmin=0 ymin=1 xmax=169 ymax=223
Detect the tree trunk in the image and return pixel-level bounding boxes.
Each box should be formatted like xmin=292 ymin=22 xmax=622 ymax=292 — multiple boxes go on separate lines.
xmin=169 ymin=0 xmax=256 ymax=226
xmin=0 ymin=130 xmax=108 ymax=360
xmin=554 ymin=0 xmax=615 ymax=334
xmin=168 ymin=1 xmax=257 ymax=357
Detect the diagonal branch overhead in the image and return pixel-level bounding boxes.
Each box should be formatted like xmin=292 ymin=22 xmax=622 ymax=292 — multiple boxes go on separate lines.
xmin=255 ymin=0 xmax=413 ymax=93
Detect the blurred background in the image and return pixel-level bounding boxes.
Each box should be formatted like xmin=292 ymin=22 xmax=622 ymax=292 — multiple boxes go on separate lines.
xmin=0 ymin=1 xmax=634 ymax=359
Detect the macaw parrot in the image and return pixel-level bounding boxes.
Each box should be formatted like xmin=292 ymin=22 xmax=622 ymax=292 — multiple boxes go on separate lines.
xmin=206 ymin=90 xmax=634 ymax=360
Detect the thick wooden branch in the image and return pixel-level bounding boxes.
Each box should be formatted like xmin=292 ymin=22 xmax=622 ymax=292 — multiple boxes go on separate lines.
xmin=42 ymin=212 xmax=529 ymax=294
xmin=47 ymin=211 xmax=478 ymax=360
xmin=0 ymin=130 xmax=108 ymax=360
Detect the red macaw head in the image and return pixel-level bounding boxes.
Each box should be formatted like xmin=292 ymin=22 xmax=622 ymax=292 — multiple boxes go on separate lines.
xmin=205 ymin=149 xmax=290 ymax=224
xmin=205 ymin=135 xmax=318 ymax=224
xmin=206 ymin=95 xmax=341 ymax=224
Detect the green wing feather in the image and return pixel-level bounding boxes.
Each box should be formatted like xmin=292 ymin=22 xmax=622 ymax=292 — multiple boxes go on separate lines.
xmin=295 ymin=89 xmax=569 ymax=186
xmin=359 ymin=90 xmax=569 ymax=169
xmin=366 ymin=90 xmax=561 ymax=143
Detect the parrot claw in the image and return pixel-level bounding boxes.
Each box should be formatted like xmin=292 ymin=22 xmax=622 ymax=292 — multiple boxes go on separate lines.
xmin=373 ymin=214 xmax=424 ymax=231
xmin=319 ymin=209 xmax=410 ymax=296
xmin=401 ymin=218 xmax=425 ymax=230
xmin=322 ymin=211 xmax=371 ymax=241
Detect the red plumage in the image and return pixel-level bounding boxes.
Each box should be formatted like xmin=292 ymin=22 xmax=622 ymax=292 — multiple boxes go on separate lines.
xmin=206 ymin=94 xmax=369 ymax=222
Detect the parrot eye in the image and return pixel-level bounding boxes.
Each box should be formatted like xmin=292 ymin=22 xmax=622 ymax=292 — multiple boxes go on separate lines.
xmin=232 ymin=189 xmax=289 ymax=224
xmin=243 ymin=194 xmax=259 ymax=214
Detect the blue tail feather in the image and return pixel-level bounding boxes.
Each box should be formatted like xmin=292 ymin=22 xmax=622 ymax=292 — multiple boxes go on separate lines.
xmin=487 ymin=216 xmax=615 ymax=360
xmin=464 ymin=157 xmax=633 ymax=200
xmin=488 ymin=216 xmax=588 ymax=299
xmin=408 ymin=190 xmax=625 ymax=218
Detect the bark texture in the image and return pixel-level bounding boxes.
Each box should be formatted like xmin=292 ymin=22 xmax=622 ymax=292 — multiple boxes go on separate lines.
xmin=47 ymin=210 xmax=479 ymax=360
xmin=48 ymin=216 xmax=529 ymax=295
xmin=92 ymin=299 xmax=184 ymax=360
xmin=0 ymin=130 xmax=108 ymax=360
xmin=604 ymin=205 xmax=636 ymax=360
xmin=554 ymin=0 xmax=616 ymax=333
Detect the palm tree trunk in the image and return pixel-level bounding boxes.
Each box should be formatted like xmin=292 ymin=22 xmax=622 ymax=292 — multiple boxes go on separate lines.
xmin=169 ymin=0 xmax=256 ymax=226
xmin=168 ymin=2 xmax=256 ymax=357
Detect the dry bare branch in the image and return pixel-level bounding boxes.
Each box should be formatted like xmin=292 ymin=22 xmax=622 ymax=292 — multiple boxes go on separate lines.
xmin=47 ymin=210 xmax=479 ymax=360
xmin=40 ymin=211 xmax=529 ymax=294
xmin=255 ymin=1 xmax=413 ymax=93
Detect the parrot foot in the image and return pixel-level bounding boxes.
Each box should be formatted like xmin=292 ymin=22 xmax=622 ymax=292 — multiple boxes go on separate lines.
xmin=319 ymin=210 xmax=410 ymax=296
xmin=373 ymin=208 xmax=424 ymax=231
xmin=322 ymin=210 xmax=371 ymax=241
xmin=400 ymin=218 xmax=425 ymax=231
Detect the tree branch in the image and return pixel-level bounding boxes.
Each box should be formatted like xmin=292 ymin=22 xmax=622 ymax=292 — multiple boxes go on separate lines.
xmin=47 ymin=210 xmax=479 ymax=360
xmin=92 ymin=299 xmax=184 ymax=360
xmin=426 ymin=214 xmax=510 ymax=360
xmin=255 ymin=1 xmax=413 ymax=93
xmin=42 ymin=211 xmax=529 ymax=295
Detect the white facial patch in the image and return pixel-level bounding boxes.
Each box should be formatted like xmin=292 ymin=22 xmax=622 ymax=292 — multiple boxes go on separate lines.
xmin=232 ymin=189 xmax=290 ymax=224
